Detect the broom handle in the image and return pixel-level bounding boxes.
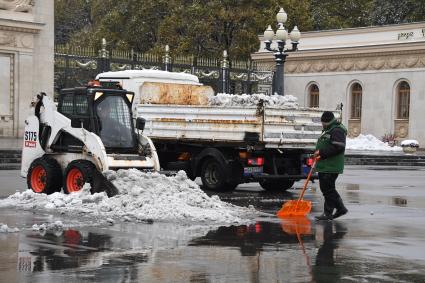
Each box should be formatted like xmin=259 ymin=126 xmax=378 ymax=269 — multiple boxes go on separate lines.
xmin=298 ymin=157 xmax=319 ymax=201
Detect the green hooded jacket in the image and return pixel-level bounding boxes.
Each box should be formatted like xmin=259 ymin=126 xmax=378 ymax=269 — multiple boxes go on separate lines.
xmin=315 ymin=119 xmax=347 ymax=174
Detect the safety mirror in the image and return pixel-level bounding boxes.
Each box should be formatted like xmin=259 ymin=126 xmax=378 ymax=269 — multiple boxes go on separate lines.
xmin=136 ymin=117 xmax=146 ymax=131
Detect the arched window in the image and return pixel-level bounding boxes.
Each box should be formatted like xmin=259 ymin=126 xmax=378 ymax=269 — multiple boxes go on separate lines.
xmin=309 ymin=84 xmax=319 ymax=108
xmin=397 ymin=81 xmax=410 ymax=119
xmin=350 ymin=83 xmax=362 ymax=119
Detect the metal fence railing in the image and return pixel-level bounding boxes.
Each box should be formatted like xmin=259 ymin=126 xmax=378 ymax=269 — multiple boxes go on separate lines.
xmin=54 ymin=39 xmax=274 ymax=96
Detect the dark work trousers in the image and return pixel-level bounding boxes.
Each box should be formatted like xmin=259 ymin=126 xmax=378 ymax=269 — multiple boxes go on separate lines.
xmin=318 ymin=172 xmax=340 ymax=214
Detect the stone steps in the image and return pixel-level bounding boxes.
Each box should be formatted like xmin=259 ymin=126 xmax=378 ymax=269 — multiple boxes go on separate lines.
xmin=0 ymin=163 xmax=21 ymax=170
xmin=0 ymin=150 xmax=22 ymax=166
xmin=345 ymin=153 xmax=425 ymax=166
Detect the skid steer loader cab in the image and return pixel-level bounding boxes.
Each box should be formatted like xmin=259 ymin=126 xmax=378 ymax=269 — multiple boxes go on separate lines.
xmin=58 ymin=86 xmax=137 ymax=153
xmin=22 ymin=87 xmax=160 ymax=197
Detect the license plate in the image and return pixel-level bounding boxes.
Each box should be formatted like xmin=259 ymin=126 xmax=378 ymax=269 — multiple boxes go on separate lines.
xmin=244 ymin=166 xmax=263 ymax=175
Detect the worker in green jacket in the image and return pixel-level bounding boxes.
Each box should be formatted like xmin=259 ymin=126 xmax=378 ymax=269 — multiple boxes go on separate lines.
xmin=313 ymin=111 xmax=348 ymax=221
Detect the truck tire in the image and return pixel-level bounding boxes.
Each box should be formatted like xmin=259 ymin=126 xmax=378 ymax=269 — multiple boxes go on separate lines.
xmin=27 ymin=157 xmax=62 ymax=194
xmin=63 ymin=160 xmax=95 ymax=194
xmin=201 ymin=158 xmax=231 ymax=191
xmin=259 ymin=180 xmax=294 ymax=192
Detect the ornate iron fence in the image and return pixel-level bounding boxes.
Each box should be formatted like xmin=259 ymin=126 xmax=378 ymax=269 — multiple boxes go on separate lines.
xmin=54 ymin=39 xmax=273 ymax=96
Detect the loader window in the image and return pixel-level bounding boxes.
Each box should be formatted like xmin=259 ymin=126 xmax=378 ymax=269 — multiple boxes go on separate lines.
xmin=96 ymin=96 xmax=135 ymax=149
xmin=61 ymin=94 xmax=74 ymax=115
xmin=75 ymin=95 xmax=88 ymax=114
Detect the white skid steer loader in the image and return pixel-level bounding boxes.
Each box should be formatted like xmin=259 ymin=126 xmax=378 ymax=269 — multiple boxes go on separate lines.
xmin=21 ymin=85 xmax=160 ymax=197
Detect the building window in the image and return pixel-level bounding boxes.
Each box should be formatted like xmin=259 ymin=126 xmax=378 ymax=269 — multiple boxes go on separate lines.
xmin=350 ymin=83 xmax=362 ymax=119
xmin=397 ymin=81 xmax=410 ymax=119
xmin=309 ymin=84 xmax=319 ymax=108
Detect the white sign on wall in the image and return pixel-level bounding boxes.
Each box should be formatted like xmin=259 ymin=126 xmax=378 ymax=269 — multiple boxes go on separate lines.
xmin=398 ymin=28 xmax=425 ymax=40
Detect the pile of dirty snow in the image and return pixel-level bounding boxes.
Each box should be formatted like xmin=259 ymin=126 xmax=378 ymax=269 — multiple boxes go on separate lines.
xmin=346 ymin=134 xmax=402 ymax=151
xmin=0 ymin=170 xmax=257 ymax=224
xmin=209 ymin=93 xmax=299 ymax=108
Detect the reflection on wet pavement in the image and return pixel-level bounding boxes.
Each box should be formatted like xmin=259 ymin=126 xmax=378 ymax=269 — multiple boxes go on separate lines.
xmin=1 ymin=211 xmax=425 ymax=282
xmin=1 ymin=217 xmax=343 ymax=282
xmin=1 ymin=166 xmax=425 ymax=282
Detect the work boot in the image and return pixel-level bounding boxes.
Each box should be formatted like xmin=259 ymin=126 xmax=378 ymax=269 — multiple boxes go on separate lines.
xmin=315 ymin=213 xmax=333 ymax=221
xmin=333 ymin=197 xmax=348 ymax=219
xmin=315 ymin=201 xmax=333 ymax=221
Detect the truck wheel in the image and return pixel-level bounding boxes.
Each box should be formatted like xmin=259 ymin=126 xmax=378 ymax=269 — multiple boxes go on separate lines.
xmin=259 ymin=180 xmax=294 ymax=192
xmin=201 ymin=158 xmax=229 ymax=191
xmin=27 ymin=157 xmax=62 ymax=194
xmin=63 ymin=160 xmax=95 ymax=194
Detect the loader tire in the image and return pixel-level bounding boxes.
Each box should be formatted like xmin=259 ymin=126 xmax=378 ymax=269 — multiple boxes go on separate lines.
xmin=27 ymin=157 xmax=62 ymax=194
xmin=200 ymin=158 xmax=232 ymax=192
xmin=63 ymin=160 xmax=95 ymax=194
xmin=259 ymin=180 xmax=294 ymax=192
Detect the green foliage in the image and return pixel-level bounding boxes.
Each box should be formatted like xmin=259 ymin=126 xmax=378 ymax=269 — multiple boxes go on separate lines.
xmin=158 ymin=0 xmax=279 ymax=59
xmin=311 ymin=0 xmax=373 ymax=30
xmin=54 ymin=0 xmax=425 ymax=59
xmin=55 ymin=0 xmax=93 ymax=44
xmin=369 ymin=0 xmax=425 ymax=25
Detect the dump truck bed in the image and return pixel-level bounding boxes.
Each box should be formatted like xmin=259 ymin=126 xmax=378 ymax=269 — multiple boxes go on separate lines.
xmin=137 ymin=104 xmax=330 ymax=149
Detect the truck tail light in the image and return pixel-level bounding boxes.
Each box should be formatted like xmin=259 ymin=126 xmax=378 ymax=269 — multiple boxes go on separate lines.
xmin=306 ymin=157 xmax=314 ymax=166
xmin=247 ymin=157 xmax=264 ymax=166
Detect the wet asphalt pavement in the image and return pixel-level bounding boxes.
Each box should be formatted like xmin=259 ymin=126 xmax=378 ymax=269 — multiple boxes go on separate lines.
xmin=1 ymin=166 xmax=425 ymax=282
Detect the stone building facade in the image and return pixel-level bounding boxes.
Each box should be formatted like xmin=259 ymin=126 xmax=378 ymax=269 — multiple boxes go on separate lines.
xmin=253 ymin=22 xmax=425 ymax=146
xmin=0 ymin=0 xmax=53 ymax=137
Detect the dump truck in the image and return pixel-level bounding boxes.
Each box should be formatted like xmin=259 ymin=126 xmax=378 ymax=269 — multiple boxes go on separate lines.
xmin=97 ymin=70 xmax=338 ymax=192
xmin=21 ymin=85 xmax=160 ymax=196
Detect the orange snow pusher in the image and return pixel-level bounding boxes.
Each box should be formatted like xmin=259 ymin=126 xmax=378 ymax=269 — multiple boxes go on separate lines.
xmin=277 ymin=157 xmax=319 ymax=217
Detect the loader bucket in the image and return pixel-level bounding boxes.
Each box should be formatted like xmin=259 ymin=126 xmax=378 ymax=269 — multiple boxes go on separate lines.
xmin=91 ymin=170 xmax=118 ymax=197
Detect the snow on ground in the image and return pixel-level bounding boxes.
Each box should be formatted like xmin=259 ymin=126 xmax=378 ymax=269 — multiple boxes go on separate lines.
xmin=32 ymin=221 xmax=64 ymax=232
xmin=209 ymin=93 xmax=299 ymax=108
xmin=0 ymin=170 xmax=259 ymax=225
xmin=346 ymin=134 xmax=402 ymax=151
xmin=0 ymin=223 xmax=20 ymax=233
xmin=401 ymin=139 xmax=419 ymax=147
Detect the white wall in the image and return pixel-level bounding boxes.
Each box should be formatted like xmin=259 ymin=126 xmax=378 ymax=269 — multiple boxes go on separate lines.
xmin=286 ymin=68 xmax=425 ymax=145
xmin=0 ymin=1 xmax=54 ymax=137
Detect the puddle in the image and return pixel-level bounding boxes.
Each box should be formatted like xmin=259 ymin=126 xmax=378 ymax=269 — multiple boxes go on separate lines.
xmin=343 ymin=184 xmax=360 ymax=191
xmin=392 ymin=197 xmax=408 ymax=207
xmin=1 ymin=166 xmax=425 ymax=282
xmin=366 ymin=167 xmax=422 ymax=171
xmin=0 ymin=214 xmax=424 ymax=282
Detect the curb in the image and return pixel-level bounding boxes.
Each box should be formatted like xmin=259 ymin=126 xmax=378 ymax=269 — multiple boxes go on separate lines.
xmin=1 ymin=150 xmax=425 ymax=170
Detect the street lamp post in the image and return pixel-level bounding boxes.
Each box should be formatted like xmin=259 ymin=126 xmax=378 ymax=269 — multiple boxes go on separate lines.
xmin=263 ymin=8 xmax=301 ymax=96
